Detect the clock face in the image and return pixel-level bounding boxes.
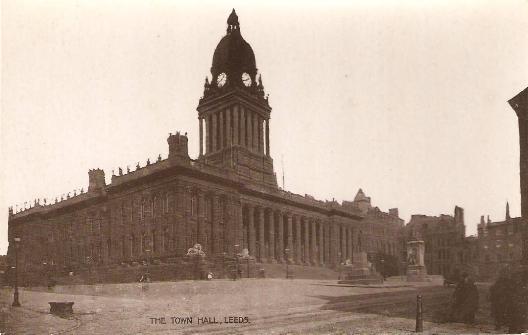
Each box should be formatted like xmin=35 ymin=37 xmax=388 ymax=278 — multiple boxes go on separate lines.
xmin=242 ymin=72 xmax=252 ymax=87
xmin=217 ymin=73 xmax=227 ymax=87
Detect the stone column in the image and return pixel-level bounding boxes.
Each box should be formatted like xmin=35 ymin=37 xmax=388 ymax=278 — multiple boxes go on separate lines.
xmin=212 ymin=195 xmax=221 ymax=255
xmin=330 ymin=223 xmax=338 ymax=267
xmin=324 ymin=224 xmax=330 ymax=266
xmin=236 ymin=201 xmax=244 ymax=251
xmin=304 ymin=218 xmax=310 ymax=265
xmin=219 ymin=111 xmax=224 ymax=150
xmin=277 ymin=211 xmax=284 ymax=263
xmin=341 ymin=225 xmax=346 ymax=263
xmin=240 ymin=107 xmax=246 ymax=148
xmin=212 ymin=113 xmax=218 ymax=152
xmin=294 ymin=215 xmax=302 ymax=265
xmin=268 ymin=209 xmax=275 ymax=263
xmin=265 ymin=119 xmax=270 ymax=156
xmin=253 ymin=112 xmax=259 ymax=152
xmin=246 ymin=109 xmax=252 ymax=150
xmin=258 ymin=207 xmax=266 ymax=263
xmin=205 ymin=116 xmax=211 ymax=154
xmin=197 ymin=192 xmax=205 ymax=248
xmin=287 ymin=213 xmax=293 ymax=263
xmin=259 ymin=117 xmax=264 ymax=154
xmin=233 ymin=105 xmax=239 ymax=145
xmin=248 ymin=205 xmax=256 ymax=257
xmin=311 ymin=219 xmax=317 ymax=265
xmin=199 ymin=117 xmax=203 ymax=156
xmin=318 ymin=221 xmax=324 ymax=266
xmin=226 ymin=108 xmax=232 ymax=147
xmin=347 ymin=227 xmax=353 ymax=262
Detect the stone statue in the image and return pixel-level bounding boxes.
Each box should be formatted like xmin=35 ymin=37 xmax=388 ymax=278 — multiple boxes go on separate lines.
xmin=186 ymin=243 xmax=205 ymax=257
xmin=407 ymin=247 xmax=417 ymax=265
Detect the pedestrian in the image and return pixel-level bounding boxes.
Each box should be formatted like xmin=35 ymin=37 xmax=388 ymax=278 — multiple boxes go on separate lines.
xmin=450 ymin=273 xmax=468 ymax=322
xmin=504 ymin=269 xmax=528 ymax=334
xmin=463 ymin=277 xmax=479 ymax=324
xmin=490 ymin=270 xmax=510 ymax=330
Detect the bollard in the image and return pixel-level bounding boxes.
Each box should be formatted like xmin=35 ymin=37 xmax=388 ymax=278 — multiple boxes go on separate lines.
xmin=415 ymin=294 xmax=423 ymax=332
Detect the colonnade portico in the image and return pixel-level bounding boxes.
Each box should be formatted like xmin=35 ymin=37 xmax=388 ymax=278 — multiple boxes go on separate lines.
xmin=239 ymin=202 xmax=359 ymax=267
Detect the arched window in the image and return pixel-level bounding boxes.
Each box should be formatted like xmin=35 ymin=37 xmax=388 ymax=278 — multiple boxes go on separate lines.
xmin=152 ymin=230 xmax=157 ymax=253
xmin=140 ymin=200 xmax=146 ymax=221
xmin=164 ymin=193 xmax=170 ymax=214
xmin=163 ymin=228 xmax=169 ymax=252
xmin=121 ymin=235 xmax=126 ymax=259
xmin=206 ymin=196 xmax=213 ymax=221
xmin=191 ymin=193 xmax=197 ymax=217
xmin=121 ymin=201 xmax=126 ymax=224
xmin=141 ymin=233 xmax=148 ymax=252
xmin=107 ymin=239 xmax=112 ymax=258
xmin=219 ymin=197 xmax=226 ymax=226
xmin=153 ymin=195 xmax=159 ymax=217
xmin=130 ymin=235 xmax=135 ymax=257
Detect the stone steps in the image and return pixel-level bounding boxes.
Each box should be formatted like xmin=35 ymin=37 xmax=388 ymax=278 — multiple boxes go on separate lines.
xmin=256 ymin=262 xmax=339 ymax=280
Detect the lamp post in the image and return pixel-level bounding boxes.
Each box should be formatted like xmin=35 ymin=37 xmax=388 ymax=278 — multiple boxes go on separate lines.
xmin=12 ymin=237 xmax=21 ymax=307
xmin=285 ymin=249 xmax=290 ymax=279
xmin=145 ymin=249 xmax=151 ymax=282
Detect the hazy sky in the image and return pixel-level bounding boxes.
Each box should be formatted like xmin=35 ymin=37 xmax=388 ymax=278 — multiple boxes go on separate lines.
xmin=1 ymin=1 xmax=527 ymax=254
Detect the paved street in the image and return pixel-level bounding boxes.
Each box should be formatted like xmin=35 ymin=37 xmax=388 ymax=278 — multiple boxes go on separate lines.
xmin=0 ymin=279 xmax=499 ymax=334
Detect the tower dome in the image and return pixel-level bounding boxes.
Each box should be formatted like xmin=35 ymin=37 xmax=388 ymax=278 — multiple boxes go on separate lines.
xmin=210 ymin=9 xmax=257 ymax=87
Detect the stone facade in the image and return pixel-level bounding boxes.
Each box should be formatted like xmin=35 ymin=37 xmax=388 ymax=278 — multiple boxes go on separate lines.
xmin=342 ymin=189 xmax=405 ymax=267
xmin=475 ymin=209 xmax=525 ymax=280
xmin=509 ymin=87 xmax=528 ymax=219
xmin=7 ymin=10 xmax=403 ymax=284
xmin=508 ymin=87 xmax=528 ymax=264
xmin=404 ymin=206 xmax=468 ymax=278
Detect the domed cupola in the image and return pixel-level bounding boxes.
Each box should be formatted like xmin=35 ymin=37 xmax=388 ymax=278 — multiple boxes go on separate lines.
xmin=196 ymin=9 xmax=276 ymax=189
xmin=205 ymin=9 xmax=264 ymax=97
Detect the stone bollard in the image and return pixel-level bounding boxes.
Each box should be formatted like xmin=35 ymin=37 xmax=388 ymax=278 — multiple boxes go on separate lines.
xmin=415 ymin=294 xmax=423 ymax=332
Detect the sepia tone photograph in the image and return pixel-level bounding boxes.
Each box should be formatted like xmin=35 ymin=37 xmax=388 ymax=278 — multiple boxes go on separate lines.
xmin=1 ymin=1 xmax=527 ymax=334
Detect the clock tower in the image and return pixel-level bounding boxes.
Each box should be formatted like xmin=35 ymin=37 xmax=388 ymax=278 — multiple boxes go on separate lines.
xmin=197 ymin=9 xmax=277 ymax=188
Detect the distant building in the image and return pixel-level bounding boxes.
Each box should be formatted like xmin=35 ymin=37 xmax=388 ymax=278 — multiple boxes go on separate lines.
xmin=343 ymin=189 xmax=404 ymax=267
xmin=405 ymin=206 xmax=467 ymax=278
xmin=476 ymin=204 xmax=525 ymax=280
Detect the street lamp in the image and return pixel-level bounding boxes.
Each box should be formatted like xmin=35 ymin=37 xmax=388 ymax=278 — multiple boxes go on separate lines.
xmin=285 ymin=249 xmax=290 ymax=279
xmin=145 ymin=249 xmax=151 ymax=282
xmin=12 ymin=237 xmax=21 ymax=307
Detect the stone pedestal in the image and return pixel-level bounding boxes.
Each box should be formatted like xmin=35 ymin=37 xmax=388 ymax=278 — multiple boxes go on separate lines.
xmin=339 ymin=251 xmax=382 ymax=284
xmin=406 ymin=240 xmax=428 ymax=282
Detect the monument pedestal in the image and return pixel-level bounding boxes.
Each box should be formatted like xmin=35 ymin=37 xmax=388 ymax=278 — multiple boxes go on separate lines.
xmin=406 ymin=265 xmax=428 ymax=282
xmin=406 ymin=240 xmax=429 ymax=282
xmin=338 ymin=252 xmax=383 ymax=285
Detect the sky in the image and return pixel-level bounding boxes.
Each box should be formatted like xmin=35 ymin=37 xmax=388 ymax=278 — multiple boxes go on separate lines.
xmin=1 ymin=0 xmax=527 ymax=254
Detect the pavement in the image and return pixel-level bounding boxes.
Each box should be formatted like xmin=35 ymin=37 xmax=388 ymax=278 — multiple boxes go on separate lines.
xmin=0 ymin=279 xmax=502 ymax=334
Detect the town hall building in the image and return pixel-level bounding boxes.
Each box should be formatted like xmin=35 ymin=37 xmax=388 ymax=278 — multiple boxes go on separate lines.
xmin=7 ymin=10 xmax=404 ymax=283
